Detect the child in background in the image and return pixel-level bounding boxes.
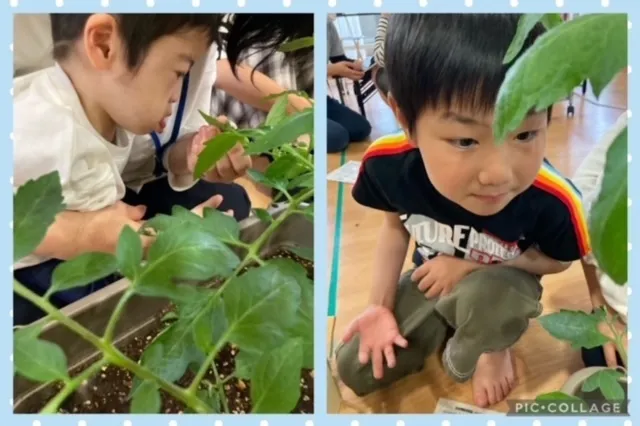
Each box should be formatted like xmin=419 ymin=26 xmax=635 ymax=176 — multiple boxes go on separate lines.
xmin=572 ymin=113 xmax=628 ymax=368
xmin=336 ymin=14 xmax=590 ymax=408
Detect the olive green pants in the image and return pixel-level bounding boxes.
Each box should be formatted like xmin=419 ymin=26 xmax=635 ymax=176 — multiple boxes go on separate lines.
xmin=335 ymin=265 xmax=543 ymax=396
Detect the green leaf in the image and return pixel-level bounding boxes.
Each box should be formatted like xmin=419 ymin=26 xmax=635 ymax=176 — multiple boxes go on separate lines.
xmin=254 ymin=208 xmax=273 ymax=224
xmin=245 ymin=108 xmax=313 ymax=155
xmin=494 ymin=14 xmax=627 ymax=141
xmin=265 ymin=94 xmax=289 ymax=127
xmin=161 ymin=311 xmax=178 ymax=322
xmin=202 ymin=207 xmax=241 ymax=243
xmin=234 ymin=349 xmax=260 ymax=379
xmin=278 ymin=36 xmax=314 ymax=53
xmin=194 ymin=133 xmax=246 ymax=179
xmin=247 ymin=169 xmax=288 ymax=193
xmin=589 ymin=127 xmax=627 ymax=284
xmin=251 ymin=338 xmax=303 ymax=413
xmin=130 ymin=380 xmax=161 ymax=414
xmin=288 ymin=246 xmax=313 ymax=262
xmin=136 ymin=223 xmax=239 ymax=300
xmin=263 ymin=89 xmax=309 ymax=102
xmin=139 ymin=320 xmax=204 ymax=385
xmin=116 ymin=226 xmax=143 ymax=280
xmin=196 ymin=388 xmax=221 ymax=413
xmin=49 ymin=252 xmax=118 ymax=295
xmin=193 ymin=297 xmax=228 ymax=353
xmin=533 ymin=392 xmax=588 ymax=413
xmin=582 ymin=369 xmax=625 ymax=400
xmin=541 ymin=13 xmax=564 ymax=30
xmin=13 ymin=171 xmax=65 ymax=262
xmin=14 ymin=325 xmax=69 ymax=383
xmin=266 ymin=154 xmax=299 ymax=181
xmin=503 ymin=14 xmax=544 ymax=64
xmin=288 ymin=172 xmax=314 ymax=190
xmin=223 ymin=259 xmax=303 ymax=354
xmin=538 ymin=310 xmax=610 ymax=349
xmin=302 ymin=205 xmax=314 ymax=221
xmin=286 ymin=275 xmax=314 ymax=368
xmin=199 ymin=111 xmax=233 ymax=132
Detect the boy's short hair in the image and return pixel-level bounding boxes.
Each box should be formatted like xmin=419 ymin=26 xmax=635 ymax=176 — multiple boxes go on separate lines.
xmin=385 ymin=14 xmax=546 ymax=133
xmin=50 ymin=14 xmax=222 ymax=70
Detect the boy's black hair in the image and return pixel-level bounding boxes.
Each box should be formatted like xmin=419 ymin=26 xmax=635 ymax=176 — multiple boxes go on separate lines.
xmin=50 ymin=14 xmax=223 ymax=70
xmin=50 ymin=13 xmax=313 ymax=74
xmin=385 ymin=14 xmax=547 ymax=134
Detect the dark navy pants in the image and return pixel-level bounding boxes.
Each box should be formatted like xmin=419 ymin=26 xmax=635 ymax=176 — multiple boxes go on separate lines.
xmin=327 ymin=97 xmax=372 ymax=153
xmin=13 ymin=178 xmax=251 ymax=326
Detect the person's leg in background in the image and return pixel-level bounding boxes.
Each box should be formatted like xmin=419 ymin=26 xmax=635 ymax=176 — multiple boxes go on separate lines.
xmin=327 ymin=118 xmax=350 ymax=154
xmin=327 ymin=96 xmax=372 ymax=150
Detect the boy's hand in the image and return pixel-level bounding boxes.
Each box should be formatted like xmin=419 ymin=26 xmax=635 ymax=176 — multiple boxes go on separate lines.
xmin=188 ymin=119 xmax=251 ymax=183
xmin=341 ymin=305 xmax=408 ymax=380
xmin=411 ymin=255 xmax=479 ymax=299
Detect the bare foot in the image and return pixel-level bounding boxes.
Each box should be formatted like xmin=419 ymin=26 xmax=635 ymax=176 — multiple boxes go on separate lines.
xmin=472 ymin=349 xmax=517 ymax=408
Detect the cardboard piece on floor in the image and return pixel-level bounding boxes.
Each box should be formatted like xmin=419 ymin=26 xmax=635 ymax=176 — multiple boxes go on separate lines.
xmin=434 ymin=398 xmax=503 ymax=414
xmin=327 ymin=160 xmax=361 ymax=184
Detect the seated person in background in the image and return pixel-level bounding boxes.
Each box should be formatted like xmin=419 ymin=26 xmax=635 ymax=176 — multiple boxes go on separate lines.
xmin=326 ymin=15 xmax=372 ymax=153
xmin=572 ymin=112 xmax=628 ymax=369
xmin=335 ymin=14 xmax=590 ymax=408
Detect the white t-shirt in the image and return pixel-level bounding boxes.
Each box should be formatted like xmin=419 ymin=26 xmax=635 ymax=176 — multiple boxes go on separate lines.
xmin=13 ymin=64 xmax=135 ymax=269
xmin=572 ymin=112 xmax=628 ymax=323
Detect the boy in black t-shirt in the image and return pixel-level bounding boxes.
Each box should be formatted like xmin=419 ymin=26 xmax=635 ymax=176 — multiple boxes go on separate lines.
xmin=335 ymin=14 xmax=591 ymax=408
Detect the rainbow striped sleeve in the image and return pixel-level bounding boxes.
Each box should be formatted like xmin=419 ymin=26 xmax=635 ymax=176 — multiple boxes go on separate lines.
xmin=361 ymin=132 xmax=415 ymax=163
xmin=533 ymin=161 xmax=592 ymax=256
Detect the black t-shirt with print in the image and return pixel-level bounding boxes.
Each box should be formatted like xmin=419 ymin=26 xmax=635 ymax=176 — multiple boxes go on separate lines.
xmin=352 ymin=134 xmax=590 ymax=266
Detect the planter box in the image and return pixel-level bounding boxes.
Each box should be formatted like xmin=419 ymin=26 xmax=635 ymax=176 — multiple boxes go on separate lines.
xmin=14 ymin=206 xmax=313 ymax=412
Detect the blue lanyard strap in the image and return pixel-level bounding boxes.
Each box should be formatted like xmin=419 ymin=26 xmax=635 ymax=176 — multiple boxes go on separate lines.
xmin=151 ymin=72 xmax=191 ymax=176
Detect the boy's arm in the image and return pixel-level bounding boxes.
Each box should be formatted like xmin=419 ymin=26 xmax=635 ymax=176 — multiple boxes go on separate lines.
xmin=502 ymin=247 xmax=571 ymax=275
xmin=369 ymin=212 xmax=410 ymax=309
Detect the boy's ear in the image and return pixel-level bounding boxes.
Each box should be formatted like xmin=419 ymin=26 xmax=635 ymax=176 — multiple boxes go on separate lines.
xmin=387 ymin=92 xmax=414 ymax=144
xmin=83 ymin=14 xmax=121 ymax=71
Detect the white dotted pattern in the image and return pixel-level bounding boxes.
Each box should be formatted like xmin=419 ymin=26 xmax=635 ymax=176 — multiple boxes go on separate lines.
xmin=629 ymin=243 xmax=632 ymax=251
xmin=373 ymin=0 xmax=382 ymax=6
xmin=10 ymin=87 xmax=13 ymax=96
xmin=624 ymin=421 xmax=632 ymax=426
xmin=464 ymin=0 xmax=473 ymax=6
xmin=579 ymin=420 xmax=587 ymax=426
xmin=10 ymin=354 xmax=12 ymax=362
xmin=146 ymin=0 xmax=154 ymax=6
xmin=442 ymin=421 xmax=451 ymax=426
xmin=629 ymin=65 xmax=633 ymax=74
xmin=510 ymin=0 xmax=518 ymax=6
xmin=10 ymin=0 xmax=18 ymax=7
xmin=9 ymin=309 xmax=13 ymax=318
xmin=419 ymin=0 xmax=428 ymax=5
xmin=488 ymin=421 xmax=496 ymax=426
xmin=214 ymin=421 xmax=223 ymax=426
xmin=328 ymin=0 xmax=336 ymax=6
xmin=124 ymin=421 xmax=132 ymax=426
xmin=192 ymin=0 xmax=200 ymax=6
xmin=305 ymin=421 xmax=314 ymax=426
xmin=628 ymin=110 xmax=633 ymax=118
xmin=238 ymin=0 xmax=246 ymax=5
xmin=9 ymin=398 xmax=12 ymax=406
xmin=628 ymin=376 xmax=633 ymax=384
xmin=351 ymin=421 xmax=359 ymax=426
xmin=33 ymin=421 xmax=41 ymax=426
xmin=101 ymin=0 xmax=109 ymax=6
xmin=555 ymin=0 xmax=564 ymax=6
xmin=629 ymin=154 xmax=632 ymax=163
xmin=629 ymin=331 xmax=633 ymax=340
xmin=169 ymin=421 xmax=177 ymax=426
xmin=9 ymin=43 xmax=13 ymax=52
xmin=10 ymin=132 xmax=14 ymax=141
xmin=260 ymin=421 xmax=268 ymax=426
xmin=397 ymin=421 xmax=406 ymax=426
xmin=55 ymin=0 xmax=63 ymax=6
xmin=283 ymin=0 xmax=291 ymax=5
xmin=629 ymin=21 xmax=633 ymax=30
xmin=533 ymin=421 xmax=542 ymax=426
xmin=9 ymin=221 xmax=12 ymax=229
xmin=629 ymin=198 xmax=633 ymax=207
xmin=78 ymin=421 xmax=87 ymax=426
xmin=601 ymin=0 xmax=609 ymax=6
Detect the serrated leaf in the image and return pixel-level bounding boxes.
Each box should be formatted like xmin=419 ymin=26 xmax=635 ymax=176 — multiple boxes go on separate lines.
xmin=582 ymin=369 xmax=625 ymax=400
xmin=49 ymin=252 xmax=118 ymax=295
xmin=136 ymin=223 xmax=239 ymax=299
xmin=202 ymin=207 xmax=241 ymax=243
xmin=195 ymin=133 xmax=246 ymax=179
xmin=251 ymin=338 xmax=303 ymax=413
xmin=589 ymin=127 xmax=627 ymax=284
xmin=245 ymin=108 xmax=313 ymax=155
xmin=265 ymin=95 xmax=289 ymax=127
xmin=278 ymin=36 xmax=314 ymax=53
xmin=116 ymin=226 xmax=143 ymax=280
xmin=254 ymin=208 xmax=273 ymax=224
xmin=538 ymin=310 xmax=610 ymax=349
xmin=494 ymin=14 xmax=627 ymax=141
xmin=247 ymin=169 xmax=288 ymax=193
xmin=13 ymin=171 xmax=65 ymax=262
xmin=193 ymin=297 xmax=228 ymax=353
xmin=223 ymin=259 xmax=303 ymax=353
xmin=266 ymin=154 xmax=298 ymax=181
xmin=130 ymin=380 xmax=161 ymax=414
xmin=14 ymin=325 xmax=69 ymax=383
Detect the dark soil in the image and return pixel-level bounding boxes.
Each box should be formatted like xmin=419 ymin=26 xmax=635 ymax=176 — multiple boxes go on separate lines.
xmin=28 ymin=249 xmax=314 ymax=414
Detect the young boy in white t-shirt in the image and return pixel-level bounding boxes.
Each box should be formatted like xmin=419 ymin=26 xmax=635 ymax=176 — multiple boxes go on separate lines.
xmin=13 ymin=14 xmax=252 ymax=324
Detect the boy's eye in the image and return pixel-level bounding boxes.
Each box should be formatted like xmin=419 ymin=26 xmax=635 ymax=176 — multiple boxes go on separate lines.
xmin=449 ymin=138 xmax=478 ymax=149
xmin=514 ymin=130 xmax=539 ymax=142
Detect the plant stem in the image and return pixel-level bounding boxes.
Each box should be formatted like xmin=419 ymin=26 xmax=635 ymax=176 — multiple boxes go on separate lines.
xmin=212 ymin=363 xmax=230 ymax=413
xmin=103 ymin=289 xmax=133 ymax=343
xmin=605 ymin=316 xmax=628 ymax=367
xmin=41 ymin=358 xmax=109 ymax=414
xmin=13 ymin=281 xmax=213 ymax=414
xmin=282 ymin=144 xmax=313 ymax=170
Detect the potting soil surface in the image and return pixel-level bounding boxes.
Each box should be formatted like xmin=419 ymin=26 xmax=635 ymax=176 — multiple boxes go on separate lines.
xmin=26 ymin=249 xmax=314 ymax=414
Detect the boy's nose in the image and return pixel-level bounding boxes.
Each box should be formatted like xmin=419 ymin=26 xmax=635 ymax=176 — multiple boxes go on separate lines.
xmin=477 ymin=151 xmax=513 ymax=187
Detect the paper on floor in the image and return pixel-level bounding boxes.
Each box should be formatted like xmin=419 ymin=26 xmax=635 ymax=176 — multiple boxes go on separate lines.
xmin=327 ymin=160 xmax=361 ymax=184
xmin=434 ymin=398 xmax=503 ymax=414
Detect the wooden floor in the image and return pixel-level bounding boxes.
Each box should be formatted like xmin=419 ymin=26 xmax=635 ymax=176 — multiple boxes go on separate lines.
xmin=326 ymin=74 xmax=628 ymax=413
